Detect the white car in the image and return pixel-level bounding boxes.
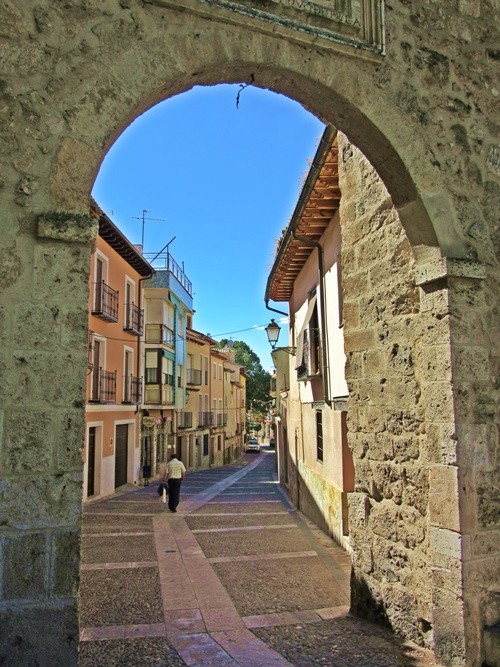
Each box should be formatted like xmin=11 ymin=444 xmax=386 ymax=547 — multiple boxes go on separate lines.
xmin=246 ymin=438 xmax=260 ymax=453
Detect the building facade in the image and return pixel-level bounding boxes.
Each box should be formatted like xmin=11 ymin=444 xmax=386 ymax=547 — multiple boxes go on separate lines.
xmin=84 ymin=204 xmax=152 ymax=500
xmin=266 ymin=128 xmax=354 ymax=548
xmin=141 ymin=252 xmax=193 ymax=478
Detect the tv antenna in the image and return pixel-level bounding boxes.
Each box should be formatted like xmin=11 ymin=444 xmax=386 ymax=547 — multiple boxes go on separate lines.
xmin=132 ymin=209 xmax=166 ymax=250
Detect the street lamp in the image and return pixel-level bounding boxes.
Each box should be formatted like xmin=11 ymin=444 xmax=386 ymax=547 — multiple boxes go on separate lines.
xmin=265 ymin=318 xmax=281 ymax=349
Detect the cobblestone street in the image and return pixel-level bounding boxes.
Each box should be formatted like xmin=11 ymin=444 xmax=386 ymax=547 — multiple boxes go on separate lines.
xmin=79 ymin=450 xmax=438 ymax=666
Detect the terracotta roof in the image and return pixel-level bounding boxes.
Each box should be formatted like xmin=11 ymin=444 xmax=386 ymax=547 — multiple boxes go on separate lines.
xmin=265 ymin=126 xmax=340 ymax=302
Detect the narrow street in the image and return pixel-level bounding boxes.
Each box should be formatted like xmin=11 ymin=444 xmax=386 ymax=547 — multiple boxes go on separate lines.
xmin=79 ymin=450 xmax=436 ymax=667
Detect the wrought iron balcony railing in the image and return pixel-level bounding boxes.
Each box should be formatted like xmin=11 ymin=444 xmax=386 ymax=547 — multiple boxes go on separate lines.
xmin=198 ymin=411 xmax=211 ymax=428
xmin=124 ymin=302 xmax=144 ymax=336
xmin=90 ymin=368 xmax=116 ymax=403
xmin=211 ymin=411 xmax=224 ymax=427
xmin=187 ymin=368 xmax=202 ymax=385
xmin=177 ymin=412 xmax=193 ymax=429
xmin=92 ymin=281 xmax=119 ymax=322
xmin=123 ymin=374 xmax=142 ymax=404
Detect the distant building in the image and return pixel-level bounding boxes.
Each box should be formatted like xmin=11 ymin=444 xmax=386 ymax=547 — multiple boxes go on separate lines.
xmin=141 ymin=250 xmax=193 ymax=478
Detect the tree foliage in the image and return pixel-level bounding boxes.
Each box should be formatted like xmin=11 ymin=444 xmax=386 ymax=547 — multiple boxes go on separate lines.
xmin=217 ymin=339 xmax=271 ymax=415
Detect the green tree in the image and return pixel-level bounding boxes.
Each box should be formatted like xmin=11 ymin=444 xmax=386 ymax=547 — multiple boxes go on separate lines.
xmin=217 ymin=339 xmax=271 ymax=415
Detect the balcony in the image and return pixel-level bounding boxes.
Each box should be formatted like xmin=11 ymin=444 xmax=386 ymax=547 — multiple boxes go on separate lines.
xmin=90 ymin=368 xmax=116 ymax=403
xmin=124 ymin=302 xmax=144 ymax=336
xmin=92 ymin=281 xmax=119 ymax=322
xmin=144 ymin=384 xmax=174 ymax=405
xmin=88 ymin=330 xmax=94 ymax=368
xmin=177 ymin=412 xmax=193 ymax=429
xmin=145 ymin=324 xmax=174 ymax=347
xmin=198 ymin=412 xmax=211 ymax=428
xmin=123 ymin=374 xmax=142 ymax=404
xmin=211 ymin=411 xmax=225 ymax=427
xmin=187 ymin=368 xmax=202 ymax=385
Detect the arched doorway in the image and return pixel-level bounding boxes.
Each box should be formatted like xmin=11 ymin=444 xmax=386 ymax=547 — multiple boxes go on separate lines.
xmin=1 ymin=4 xmax=496 ymax=666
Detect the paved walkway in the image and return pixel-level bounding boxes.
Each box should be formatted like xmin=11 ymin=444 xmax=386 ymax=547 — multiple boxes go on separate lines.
xmin=79 ymin=450 xmax=438 ymax=666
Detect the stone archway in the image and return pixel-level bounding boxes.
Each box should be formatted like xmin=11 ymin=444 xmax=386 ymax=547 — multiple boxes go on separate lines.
xmin=1 ymin=3 xmax=497 ymax=666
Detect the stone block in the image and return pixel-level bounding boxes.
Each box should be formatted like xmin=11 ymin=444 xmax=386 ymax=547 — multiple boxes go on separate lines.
xmin=0 ymin=603 xmax=78 ymax=666
xmin=369 ymin=501 xmax=399 ymax=540
xmin=429 ymin=464 xmax=461 ymax=532
xmin=430 ymin=526 xmax=462 ymax=560
xmin=2 ymin=408 xmax=55 ymax=473
xmin=51 ymin=530 xmax=81 ymax=597
xmin=477 ymin=469 xmax=500 ymax=529
xmin=398 ymin=506 xmax=426 ymax=548
xmin=0 ymin=473 xmax=82 ymax=529
xmin=61 ymin=305 xmax=90 ymax=348
xmin=432 ymin=586 xmax=467 ymax=665
xmin=452 ymin=345 xmax=490 ymax=382
xmin=3 ymin=532 xmax=49 ymax=599
xmin=33 ymin=242 xmax=91 ymax=302
xmin=348 ymin=492 xmax=371 ymax=529
xmin=424 ymin=381 xmax=455 ymax=423
xmin=2 ymin=350 xmax=86 ymax=407
xmin=55 ymin=410 xmax=86 ymax=472
xmin=37 ymin=212 xmax=97 ymax=244
xmin=12 ymin=301 xmax=64 ymax=350
xmin=344 ymin=328 xmax=376 ymax=352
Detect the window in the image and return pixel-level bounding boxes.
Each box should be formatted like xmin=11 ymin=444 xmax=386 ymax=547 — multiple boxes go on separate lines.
xmin=295 ymin=293 xmax=321 ymax=380
xmin=145 ymin=350 xmax=160 ymax=384
xmin=316 ymin=410 xmax=323 ymax=462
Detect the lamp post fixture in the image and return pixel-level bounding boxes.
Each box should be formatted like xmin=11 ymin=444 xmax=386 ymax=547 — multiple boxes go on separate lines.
xmin=265 ymin=318 xmax=296 ymax=355
xmin=265 ymin=318 xmax=281 ymax=349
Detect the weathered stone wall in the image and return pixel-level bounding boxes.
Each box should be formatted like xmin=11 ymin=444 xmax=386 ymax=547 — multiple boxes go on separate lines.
xmin=339 ymin=130 xmax=498 ymax=667
xmin=340 ymin=134 xmax=440 ymax=649
xmin=0 ymin=215 xmax=96 ymax=665
xmin=0 ymin=1 xmax=498 ymax=664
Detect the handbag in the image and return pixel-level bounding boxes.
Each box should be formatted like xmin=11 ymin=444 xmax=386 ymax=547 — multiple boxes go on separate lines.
xmin=157 ymin=482 xmax=167 ymax=496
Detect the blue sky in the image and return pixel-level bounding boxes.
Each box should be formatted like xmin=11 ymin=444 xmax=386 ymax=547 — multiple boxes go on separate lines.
xmin=92 ymin=84 xmax=324 ymax=371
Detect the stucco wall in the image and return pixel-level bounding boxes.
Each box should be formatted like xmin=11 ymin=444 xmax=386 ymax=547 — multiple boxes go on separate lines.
xmin=0 ymin=1 xmax=497 ymax=665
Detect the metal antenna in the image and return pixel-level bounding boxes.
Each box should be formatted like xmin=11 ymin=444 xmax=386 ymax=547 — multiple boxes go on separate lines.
xmin=132 ymin=209 xmax=166 ymax=250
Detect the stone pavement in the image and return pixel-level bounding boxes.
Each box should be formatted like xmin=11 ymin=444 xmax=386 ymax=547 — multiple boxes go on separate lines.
xmin=79 ymin=450 xmax=438 ymax=666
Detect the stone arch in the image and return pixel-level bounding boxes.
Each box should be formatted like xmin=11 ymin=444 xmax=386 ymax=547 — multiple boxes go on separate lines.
xmin=52 ymin=63 xmax=466 ymax=261
xmin=1 ymin=3 xmax=496 ymax=667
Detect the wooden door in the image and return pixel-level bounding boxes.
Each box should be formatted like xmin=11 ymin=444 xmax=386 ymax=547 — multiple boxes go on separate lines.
xmin=114 ymin=424 xmax=128 ymax=488
xmin=87 ymin=427 xmax=96 ymax=497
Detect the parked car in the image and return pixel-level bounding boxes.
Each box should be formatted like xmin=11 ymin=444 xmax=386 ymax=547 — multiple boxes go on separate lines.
xmin=246 ymin=438 xmax=260 ymax=453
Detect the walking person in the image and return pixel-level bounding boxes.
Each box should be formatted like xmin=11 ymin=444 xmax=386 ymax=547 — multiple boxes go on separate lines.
xmin=163 ymin=453 xmax=186 ymax=513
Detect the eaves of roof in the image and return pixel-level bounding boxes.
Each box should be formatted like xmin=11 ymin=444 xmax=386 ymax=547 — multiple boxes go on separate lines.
xmin=90 ymin=199 xmax=153 ymax=278
xmin=265 ymin=125 xmax=340 ymax=303
xmin=187 ymin=328 xmax=217 ymax=346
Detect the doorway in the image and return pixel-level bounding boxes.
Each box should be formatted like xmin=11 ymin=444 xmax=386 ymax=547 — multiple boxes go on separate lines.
xmin=114 ymin=424 xmax=129 ymax=488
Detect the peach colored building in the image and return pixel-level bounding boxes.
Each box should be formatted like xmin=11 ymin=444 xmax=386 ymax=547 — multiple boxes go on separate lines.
xmin=84 ymin=204 xmax=152 ymax=500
